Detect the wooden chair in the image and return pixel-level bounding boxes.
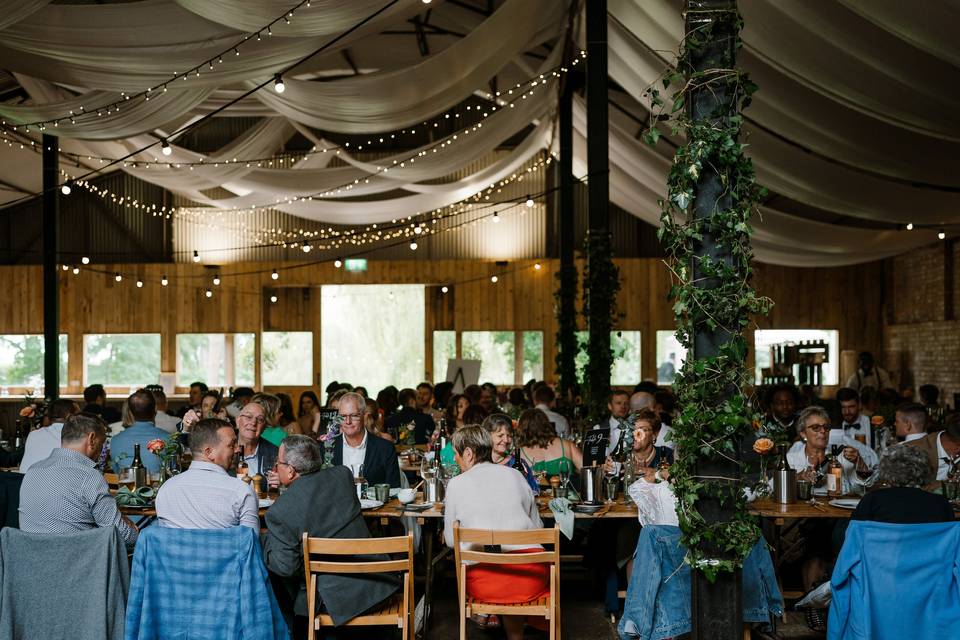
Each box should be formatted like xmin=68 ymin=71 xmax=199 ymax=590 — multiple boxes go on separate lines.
xmin=301 ymin=532 xmax=414 ymax=640
xmin=452 ymin=522 xmax=561 ymax=640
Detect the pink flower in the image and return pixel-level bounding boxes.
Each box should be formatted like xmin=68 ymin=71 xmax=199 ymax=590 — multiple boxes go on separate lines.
xmin=146 ymin=438 xmax=166 ymax=454
xmin=19 ymin=406 xmax=35 ymax=418
xmin=318 ymin=434 xmax=328 ymax=442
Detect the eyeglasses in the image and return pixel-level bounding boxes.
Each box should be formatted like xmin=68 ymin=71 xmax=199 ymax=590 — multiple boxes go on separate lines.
xmin=340 ymin=413 xmax=363 ymax=423
xmin=238 ymin=414 xmax=266 ymax=425
xmin=805 ymin=422 xmax=830 ymax=433
xmin=273 ymin=460 xmax=294 ymax=471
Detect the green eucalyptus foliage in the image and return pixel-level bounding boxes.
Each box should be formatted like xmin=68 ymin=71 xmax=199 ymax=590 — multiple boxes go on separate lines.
xmin=581 ymin=230 xmax=621 ymax=424
xmin=643 ymin=7 xmax=772 ymax=580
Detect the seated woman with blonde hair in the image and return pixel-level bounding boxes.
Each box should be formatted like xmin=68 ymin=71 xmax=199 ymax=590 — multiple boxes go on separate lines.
xmin=443 ymin=426 xmax=547 ymax=640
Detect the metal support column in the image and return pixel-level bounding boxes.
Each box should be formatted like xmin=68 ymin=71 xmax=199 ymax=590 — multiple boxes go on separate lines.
xmin=42 ymin=134 xmax=60 ymax=401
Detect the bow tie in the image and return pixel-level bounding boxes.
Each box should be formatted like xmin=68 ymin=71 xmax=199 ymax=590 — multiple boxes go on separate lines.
xmin=843 ymin=423 xmax=861 ymax=430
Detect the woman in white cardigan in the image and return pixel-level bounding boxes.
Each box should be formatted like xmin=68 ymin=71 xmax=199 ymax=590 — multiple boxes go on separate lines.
xmin=443 ymin=426 xmax=546 ymax=640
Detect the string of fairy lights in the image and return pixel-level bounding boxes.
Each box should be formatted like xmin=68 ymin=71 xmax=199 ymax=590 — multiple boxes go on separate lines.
xmin=0 ymin=0 xmax=331 ymax=134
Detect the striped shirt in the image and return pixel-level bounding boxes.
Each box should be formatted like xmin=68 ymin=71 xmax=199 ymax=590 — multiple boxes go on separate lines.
xmin=156 ymin=460 xmax=259 ymax=530
xmin=18 ymin=448 xmax=139 ymax=547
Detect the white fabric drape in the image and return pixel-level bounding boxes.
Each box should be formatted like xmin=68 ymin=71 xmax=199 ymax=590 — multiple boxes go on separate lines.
xmin=0 ymin=0 xmax=49 ymax=31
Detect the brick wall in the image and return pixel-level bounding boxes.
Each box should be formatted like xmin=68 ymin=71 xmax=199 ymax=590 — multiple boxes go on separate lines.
xmin=884 ymin=240 xmax=960 ymax=407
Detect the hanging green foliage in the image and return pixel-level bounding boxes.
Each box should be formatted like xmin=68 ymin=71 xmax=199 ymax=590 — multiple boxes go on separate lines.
xmin=581 ymin=230 xmax=621 ymax=424
xmin=643 ymin=6 xmax=772 ymax=580
xmin=554 ymin=264 xmax=579 ymax=402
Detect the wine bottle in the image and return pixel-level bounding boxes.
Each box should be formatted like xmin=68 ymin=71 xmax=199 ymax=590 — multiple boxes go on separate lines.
xmin=827 ymin=445 xmax=843 ymax=497
xmin=236 ymin=454 xmax=249 ymax=480
xmin=130 ymin=444 xmax=147 ymax=490
xmin=512 ymin=446 xmax=525 ymax=472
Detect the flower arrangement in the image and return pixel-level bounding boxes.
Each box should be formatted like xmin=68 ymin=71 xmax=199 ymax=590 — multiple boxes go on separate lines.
xmin=319 ymin=415 xmax=342 ymax=469
xmin=18 ymin=396 xmax=46 ymax=430
xmin=145 ymin=433 xmax=181 ymax=481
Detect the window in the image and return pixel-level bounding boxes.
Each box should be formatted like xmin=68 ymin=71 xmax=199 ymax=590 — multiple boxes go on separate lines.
xmin=433 ymin=331 xmax=456 ymax=383
xmin=321 ymin=285 xmax=425 ymax=392
xmin=575 ymin=331 xmax=642 ymax=386
xmin=84 ymin=334 xmax=161 ymax=388
xmin=754 ymin=329 xmax=839 ymax=385
xmin=522 ymin=331 xmax=544 ymax=383
xmin=462 ymin=331 xmax=515 ymax=385
xmin=176 ymin=334 xmax=255 ymax=387
xmin=262 ymin=332 xmax=313 ymax=386
xmin=655 ymin=330 xmax=688 ymax=384
xmin=0 ymin=335 xmax=67 ymax=391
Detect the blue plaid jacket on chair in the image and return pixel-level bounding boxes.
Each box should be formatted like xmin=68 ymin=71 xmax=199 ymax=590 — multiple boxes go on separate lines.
xmin=124 ymin=526 xmax=289 ymax=640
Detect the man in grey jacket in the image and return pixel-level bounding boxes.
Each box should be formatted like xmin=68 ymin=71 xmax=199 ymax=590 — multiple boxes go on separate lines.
xmin=262 ymin=435 xmax=399 ymax=629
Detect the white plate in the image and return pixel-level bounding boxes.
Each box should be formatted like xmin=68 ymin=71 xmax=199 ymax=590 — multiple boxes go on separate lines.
xmin=258 ymin=498 xmax=274 ymax=508
xmin=828 ymin=498 xmax=860 ymax=509
xmin=360 ymin=498 xmax=384 ymax=510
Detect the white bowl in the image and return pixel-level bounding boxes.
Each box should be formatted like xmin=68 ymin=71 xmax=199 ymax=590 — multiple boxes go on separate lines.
xmin=397 ymin=489 xmax=416 ymax=504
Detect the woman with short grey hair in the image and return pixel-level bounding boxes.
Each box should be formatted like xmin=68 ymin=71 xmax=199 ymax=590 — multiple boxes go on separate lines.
xmin=442 ymin=426 xmax=546 ymax=640
xmin=850 ymin=445 xmax=954 ymax=523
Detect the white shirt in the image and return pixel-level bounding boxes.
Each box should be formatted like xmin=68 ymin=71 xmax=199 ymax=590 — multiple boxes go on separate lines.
xmin=903 ymin=432 xmax=926 ymax=443
xmin=936 ymin=432 xmax=951 ymax=481
xmin=18 ymin=422 xmax=64 ymax=474
xmin=846 ymin=367 xmax=892 ymax=392
xmin=840 ymin=414 xmax=872 ymax=449
xmin=535 ymin=404 xmax=570 ymax=438
xmin=629 ymin=478 xmax=679 ymax=527
xmin=242 ymin=444 xmax=261 ymax=476
xmin=342 ymin=430 xmax=368 ymax=472
xmin=154 ymin=412 xmax=180 ymax=434
xmin=156 ymin=460 xmax=259 ymax=530
xmin=656 ymin=424 xmax=674 ymax=449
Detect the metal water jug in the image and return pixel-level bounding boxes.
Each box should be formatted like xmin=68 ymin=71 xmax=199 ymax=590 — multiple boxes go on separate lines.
xmin=774 ymin=468 xmax=797 ymax=504
xmin=580 ymin=466 xmax=605 ymax=504
xmin=424 ymin=477 xmax=444 ymax=503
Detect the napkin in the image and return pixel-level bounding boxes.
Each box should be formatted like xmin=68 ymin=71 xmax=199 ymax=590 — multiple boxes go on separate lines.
xmin=115 ymin=486 xmax=156 ymax=506
xmin=548 ymin=497 xmax=574 ymax=540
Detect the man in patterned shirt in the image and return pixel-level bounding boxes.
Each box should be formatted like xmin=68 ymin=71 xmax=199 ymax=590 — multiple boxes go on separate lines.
xmin=19 ymin=413 xmax=138 ymax=547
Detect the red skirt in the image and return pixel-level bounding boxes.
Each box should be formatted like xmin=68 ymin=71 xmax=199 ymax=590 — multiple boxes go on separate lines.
xmin=465 ymin=548 xmax=550 ymax=604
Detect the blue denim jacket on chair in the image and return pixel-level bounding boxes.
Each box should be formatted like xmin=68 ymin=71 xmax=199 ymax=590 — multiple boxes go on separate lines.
xmin=618 ymin=525 xmax=783 ymax=640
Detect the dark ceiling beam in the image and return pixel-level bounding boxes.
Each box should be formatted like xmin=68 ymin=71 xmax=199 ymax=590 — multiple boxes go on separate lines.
xmin=447 ymin=0 xmax=493 ymax=17
xmin=412 ymin=15 xmax=430 ymax=56
xmin=0 ymin=177 xmax=32 ymax=196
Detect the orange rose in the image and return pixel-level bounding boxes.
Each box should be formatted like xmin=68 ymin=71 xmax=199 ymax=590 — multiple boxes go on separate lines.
xmin=19 ymin=406 xmax=35 ymax=418
xmin=146 ymin=438 xmax=166 ymax=454
xmin=752 ymin=437 xmax=775 ymax=455
xmin=870 ymin=415 xmax=884 ymax=426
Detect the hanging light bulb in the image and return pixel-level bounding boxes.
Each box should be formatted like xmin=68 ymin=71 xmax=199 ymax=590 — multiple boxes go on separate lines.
xmin=60 ymin=182 xmax=72 ymax=195
xmin=271 ymin=269 xmax=279 ymax=280
xmin=213 ymin=274 xmax=221 ymax=286
xmin=410 ymin=240 xmax=418 ymax=251
xmin=274 ymin=74 xmax=285 ymax=93
xmin=72 ymin=267 xmax=80 ymax=275
xmin=525 ymin=195 xmax=534 ymax=208
xmin=81 ymin=256 xmax=90 ymax=265
xmin=906 ymin=223 xmax=914 ymax=231
xmin=61 ymin=264 xmax=69 ymax=271
xmin=413 ymin=225 xmax=423 ymax=235
xmin=492 ymin=211 xmax=500 ymax=223
xmin=334 ymin=258 xmax=343 ymax=268
xmin=939 ymin=229 xmax=947 ymax=240
xmin=205 ymin=289 xmax=213 ymax=298
xmin=270 ymin=295 xmax=278 ymax=303
xmin=302 ymin=241 xmax=312 ymax=253
xmin=115 ymin=273 xmax=122 ymax=282
xmin=490 ymin=275 xmax=499 ymax=283
xmin=136 ymin=279 xmax=144 ymax=288
xmin=161 ymin=139 xmax=172 ymax=156
xmin=441 ymin=285 xmax=449 ymax=293
xmin=534 ymin=262 xmax=542 ymax=270
xmin=161 ymin=275 xmax=168 ymax=286
xmin=192 ymin=250 xmax=200 ymax=262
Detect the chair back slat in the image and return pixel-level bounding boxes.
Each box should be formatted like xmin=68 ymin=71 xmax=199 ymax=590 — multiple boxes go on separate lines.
xmin=304 ymin=535 xmax=410 ymax=555
xmin=309 ymin=559 xmax=410 ymax=574
xmin=455 ymin=526 xmax=558 ymax=547
xmin=459 ymin=550 xmax=556 ymax=565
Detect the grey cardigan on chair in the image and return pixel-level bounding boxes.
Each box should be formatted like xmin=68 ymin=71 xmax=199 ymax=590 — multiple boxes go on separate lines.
xmin=262 ymin=465 xmax=399 ymax=626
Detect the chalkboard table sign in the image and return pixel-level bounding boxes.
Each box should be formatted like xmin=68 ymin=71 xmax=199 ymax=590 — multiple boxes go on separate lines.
xmin=582 ymin=427 xmax=610 ymax=468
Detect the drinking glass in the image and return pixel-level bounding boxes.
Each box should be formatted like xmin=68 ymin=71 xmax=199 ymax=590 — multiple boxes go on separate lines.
xmin=943 ymin=480 xmax=960 ymax=502
xmin=604 ymin=477 xmax=619 ymax=503
xmin=119 ymin=467 xmax=135 ymax=491
xmin=420 ymin=456 xmax=436 ymax=481
xmin=350 ymin=464 xmax=367 ymax=498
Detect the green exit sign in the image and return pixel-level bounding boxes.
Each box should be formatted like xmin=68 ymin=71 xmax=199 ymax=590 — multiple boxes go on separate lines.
xmin=344 ymin=258 xmax=368 ymax=272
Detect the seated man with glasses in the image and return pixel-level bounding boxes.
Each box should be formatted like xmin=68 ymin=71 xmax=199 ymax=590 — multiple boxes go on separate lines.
xmin=329 ymin=392 xmax=401 ymax=487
